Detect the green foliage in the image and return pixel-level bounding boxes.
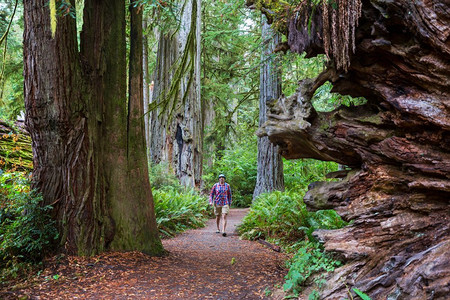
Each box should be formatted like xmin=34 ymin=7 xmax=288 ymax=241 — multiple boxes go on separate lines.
xmin=238 ymin=190 xmax=308 ymax=242
xmin=284 ymin=241 xmax=341 ymax=297
xmin=0 ymin=122 xmax=33 ymax=171
xmin=283 ymin=158 xmax=339 ymax=192
xmin=153 ymin=187 xmax=210 ymax=238
xmin=201 ymin=0 xmax=260 ymax=153
xmin=0 ymin=171 xmax=58 ymax=280
xmin=312 ymin=81 xmax=367 ymax=112
xmin=0 ymin=1 xmax=24 ymax=121
xmin=281 ymin=52 xmax=367 ymax=112
xmin=238 ymin=187 xmax=347 ymax=298
xmin=238 ymin=189 xmax=347 ymax=242
xmin=353 ymin=288 xmax=372 ymax=300
xmin=139 ymin=0 xmax=181 ymax=34
xmin=149 ymin=162 xmax=211 ymax=237
xmin=281 ymin=52 xmax=326 ymax=96
xmin=203 ymin=136 xmax=257 ymax=208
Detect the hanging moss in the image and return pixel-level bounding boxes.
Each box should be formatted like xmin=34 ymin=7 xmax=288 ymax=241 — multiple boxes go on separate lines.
xmin=250 ymin=0 xmax=362 ymax=71
xmin=150 ymin=0 xmax=198 ymax=121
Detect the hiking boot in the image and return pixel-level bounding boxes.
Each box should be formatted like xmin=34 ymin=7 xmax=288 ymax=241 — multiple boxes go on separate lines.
xmin=222 ymin=232 xmax=227 ymax=237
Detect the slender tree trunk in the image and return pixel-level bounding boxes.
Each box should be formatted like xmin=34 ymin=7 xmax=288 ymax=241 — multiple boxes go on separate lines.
xmin=150 ymin=0 xmax=202 ymax=188
xmin=142 ymin=17 xmax=151 ymax=163
xmin=253 ymin=16 xmax=284 ymax=199
xmin=23 ymin=0 xmax=163 ymax=255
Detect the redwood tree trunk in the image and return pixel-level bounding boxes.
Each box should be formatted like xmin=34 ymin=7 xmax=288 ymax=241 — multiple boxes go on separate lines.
xmin=143 ymin=18 xmax=151 ymax=163
xmin=23 ymin=0 xmax=163 ymax=255
xmin=254 ymin=0 xmax=450 ymax=299
xmin=253 ymin=15 xmax=284 ymax=199
xmin=150 ymin=0 xmax=202 ymax=188
xmin=119 ymin=2 xmax=162 ymax=254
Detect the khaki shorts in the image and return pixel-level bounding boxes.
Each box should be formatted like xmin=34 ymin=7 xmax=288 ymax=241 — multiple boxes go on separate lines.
xmin=214 ymin=204 xmax=230 ymax=216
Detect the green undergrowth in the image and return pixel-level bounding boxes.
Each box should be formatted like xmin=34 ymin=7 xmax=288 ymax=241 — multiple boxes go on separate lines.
xmin=149 ymin=163 xmax=212 ymax=238
xmin=153 ymin=187 xmax=211 ymax=238
xmin=284 ymin=241 xmax=341 ymax=299
xmin=238 ymin=190 xmax=347 ymax=298
xmin=0 ymin=170 xmax=58 ymax=282
xmin=203 ymin=141 xmax=258 ymax=208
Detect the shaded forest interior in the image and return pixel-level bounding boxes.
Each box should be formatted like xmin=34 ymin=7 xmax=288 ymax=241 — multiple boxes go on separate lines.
xmin=1 ymin=0 xmax=449 ymax=299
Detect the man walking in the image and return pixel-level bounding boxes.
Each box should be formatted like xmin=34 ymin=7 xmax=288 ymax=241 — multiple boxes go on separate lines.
xmin=209 ymin=174 xmax=232 ymax=237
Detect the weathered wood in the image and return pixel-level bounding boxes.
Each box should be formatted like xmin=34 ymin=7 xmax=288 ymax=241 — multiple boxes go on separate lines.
xmin=255 ymin=1 xmax=450 ymax=299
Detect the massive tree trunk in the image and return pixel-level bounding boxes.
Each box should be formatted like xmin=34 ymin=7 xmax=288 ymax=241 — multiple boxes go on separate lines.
xmin=254 ymin=0 xmax=450 ymax=299
xmin=253 ymin=15 xmax=284 ymax=199
xmin=150 ymin=0 xmax=202 ymax=188
xmin=23 ymin=0 xmax=163 ymax=255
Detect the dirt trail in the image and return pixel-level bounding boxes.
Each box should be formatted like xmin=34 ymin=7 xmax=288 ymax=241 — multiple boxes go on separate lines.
xmin=3 ymin=209 xmax=287 ymax=299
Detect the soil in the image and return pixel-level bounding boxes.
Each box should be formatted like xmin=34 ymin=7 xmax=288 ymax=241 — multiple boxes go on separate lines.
xmin=1 ymin=209 xmax=288 ymax=299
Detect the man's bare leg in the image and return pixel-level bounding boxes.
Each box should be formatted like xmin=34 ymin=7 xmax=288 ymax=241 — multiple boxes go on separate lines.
xmin=216 ymin=214 xmax=221 ymax=232
xmin=222 ymin=213 xmax=228 ymax=236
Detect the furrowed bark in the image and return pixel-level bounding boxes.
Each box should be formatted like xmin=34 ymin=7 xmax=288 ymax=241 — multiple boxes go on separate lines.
xmin=150 ymin=0 xmax=202 ymax=188
xmin=125 ymin=2 xmax=163 ymax=254
xmin=253 ymin=15 xmax=284 ymax=199
xmin=24 ymin=0 xmax=163 ymax=255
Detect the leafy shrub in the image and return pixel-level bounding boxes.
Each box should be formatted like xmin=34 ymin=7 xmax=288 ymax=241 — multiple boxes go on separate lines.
xmin=238 ymin=190 xmax=347 ymax=243
xmin=153 ymin=187 xmax=211 ymax=237
xmin=284 ymin=241 xmax=341 ymax=297
xmin=0 ymin=171 xmax=58 ymax=279
xmin=238 ymin=190 xmax=309 ymax=242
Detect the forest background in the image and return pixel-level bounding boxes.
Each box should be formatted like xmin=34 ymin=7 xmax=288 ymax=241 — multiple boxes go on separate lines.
xmin=0 ymin=1 xmax=364 ymax=298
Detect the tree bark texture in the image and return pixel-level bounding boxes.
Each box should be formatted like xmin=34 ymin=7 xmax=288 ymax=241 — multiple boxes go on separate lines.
xmin=253 ymin=16 xmax=284 ymax=199
xmin=120 ymin=2 xmax=162 ymax=254
xmin=256 ymin=1 xmax=450 ymax=299
xmin=143 ymin=18 xmax=151 ymax=163
xmin=23 ymin=0 xmax=163 ymax=255
xmin=150 ymin=0 xmax=202 ymax=188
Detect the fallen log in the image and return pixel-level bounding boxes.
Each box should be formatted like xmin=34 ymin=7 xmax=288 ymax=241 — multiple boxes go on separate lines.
xmin=257 ymin=238 xmax=281 ymax=252
xmin=253 ymin=0 xmax=450 ymax=299
xmin=0 ymin=120 xmax=33 ymax=171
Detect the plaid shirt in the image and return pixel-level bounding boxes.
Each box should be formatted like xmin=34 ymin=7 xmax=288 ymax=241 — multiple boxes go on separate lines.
xmin=209 ymin=183 xmax=232 ymax=206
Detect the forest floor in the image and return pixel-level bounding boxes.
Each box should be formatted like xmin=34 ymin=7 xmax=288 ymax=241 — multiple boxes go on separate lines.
xmin=1 ymin=209 xmax=288 ymax=299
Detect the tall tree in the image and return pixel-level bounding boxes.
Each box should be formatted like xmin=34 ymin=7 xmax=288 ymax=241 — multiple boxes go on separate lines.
xmin=253 ymin=16 xmax=284 ymax=199
xmin=149 ymin=0 xmax=202 ymax=187
xmin=23 ymin=0 xmax=163 ymax=255
xmin=142 ymin=17 xmax=151 ymax=162
xmin=201 ymin=0 xmax=260 ymax=164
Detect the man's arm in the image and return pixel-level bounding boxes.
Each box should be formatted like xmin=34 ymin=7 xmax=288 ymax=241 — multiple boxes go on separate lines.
xmin=209 ymin=184 xmax=216 ymax=205
xmin=227 ymin=184 xmax=232 ymax=205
